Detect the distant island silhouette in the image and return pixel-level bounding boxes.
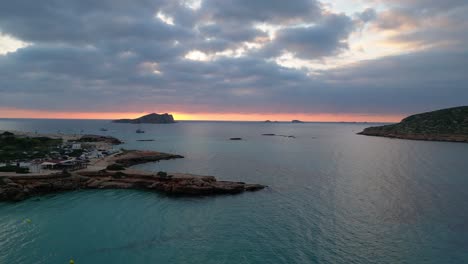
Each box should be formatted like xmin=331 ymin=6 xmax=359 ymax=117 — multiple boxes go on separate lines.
xmin=358 ymin=106 xmax=468 ymax=143
xmin=291 ymin=120 xmax=304 ymax=123
xmin=113 ymin=113 xmax=176 ymax=124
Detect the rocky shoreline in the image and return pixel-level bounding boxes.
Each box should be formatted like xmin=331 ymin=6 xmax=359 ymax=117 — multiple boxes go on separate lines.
xmin=0 ymin=150 xmax=266 ymax=202
xmin=357 ymin=131 xmax=468 ymax=143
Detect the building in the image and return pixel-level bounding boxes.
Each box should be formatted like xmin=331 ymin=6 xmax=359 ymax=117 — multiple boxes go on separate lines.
xmin=71 ymin=143 xmax=82 ymax=150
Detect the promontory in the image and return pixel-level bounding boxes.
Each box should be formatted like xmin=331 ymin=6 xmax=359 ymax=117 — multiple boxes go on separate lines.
xmin=0 ymin=132 xmax=265 ymax=202
xmin=358 ymin=106 xmax=468 ymax=143
xmin=113 ymin=113 xmax=176 ymax=124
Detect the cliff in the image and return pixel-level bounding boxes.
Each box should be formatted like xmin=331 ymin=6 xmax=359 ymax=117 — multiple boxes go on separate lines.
xmin=358 ymin=106 xmax=468 ymax=143
xmin=113 ymin=113 xmax=176 ymax=124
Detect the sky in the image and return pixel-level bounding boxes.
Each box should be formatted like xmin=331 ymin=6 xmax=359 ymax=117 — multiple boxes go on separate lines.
xmin=0 ymin=0 xmax=467 ymax=122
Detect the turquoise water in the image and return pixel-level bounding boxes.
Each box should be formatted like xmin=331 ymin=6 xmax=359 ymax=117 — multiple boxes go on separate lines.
xmin=1 ymin=119 xmax=468 ymax=263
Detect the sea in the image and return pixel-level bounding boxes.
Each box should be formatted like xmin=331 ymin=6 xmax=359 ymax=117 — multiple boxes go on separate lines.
xmin=0 ymin=119 xmax=467 ymax=264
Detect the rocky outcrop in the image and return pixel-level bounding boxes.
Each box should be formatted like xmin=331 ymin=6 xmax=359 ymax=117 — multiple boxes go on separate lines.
xmin=112 ymin=150 xmax=184 ymax=167
xmin=262 ymin=134 xmax=296 ymax=138
xmin=113 ymin=113 xmax=176 ymax=124
xmin=0 ymin=172 xmax=266 ymax=202
xmin=292 ymin=120 xmax=304 ymax=123
xmin=358 ymin=106 xmax=468 ymax=143
xmin=77 ymin=135 xmax=123 ymax=144
xmin=0 ymin=148 xmax=266 ymax=202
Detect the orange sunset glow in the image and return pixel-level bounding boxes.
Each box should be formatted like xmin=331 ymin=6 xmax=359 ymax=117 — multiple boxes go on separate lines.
xmin=0 ymin=108 xmax=402 ymax=122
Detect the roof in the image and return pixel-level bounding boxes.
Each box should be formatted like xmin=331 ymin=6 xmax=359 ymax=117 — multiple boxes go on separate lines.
xmin=40 ymin=162 xmax=57 ymax=166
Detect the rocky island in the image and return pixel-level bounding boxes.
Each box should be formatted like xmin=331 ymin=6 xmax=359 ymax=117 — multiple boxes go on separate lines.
xmin=292 ymin=120 xmax=304 ymax=123
xmin=358 ymin=106 xmax=468 ymax=143
xmin=0 ymin=132 xmax=266 ymax=202
xmin=113 ymin=113 xmax=176 ymax=124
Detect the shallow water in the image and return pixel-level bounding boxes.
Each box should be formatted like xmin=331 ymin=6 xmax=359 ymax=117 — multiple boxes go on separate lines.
xmin=1 ymin=119 xmax=468 ymax=263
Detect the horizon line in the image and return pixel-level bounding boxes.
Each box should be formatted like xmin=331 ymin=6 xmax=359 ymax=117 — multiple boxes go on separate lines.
xmin=0 ymin=108 xmax=404 ymax=123
xmin=0 ymin=116 xmax=393 ymax=123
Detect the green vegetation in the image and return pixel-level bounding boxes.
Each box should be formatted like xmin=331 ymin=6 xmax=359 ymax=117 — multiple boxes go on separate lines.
xmin=157 ymin=171 xmax=172 ymax=179
xmin=359 ymin=106 xmax=468 ymax=142
xmin=106 ymin=163 xmax=126 ymax=171
xmin=0 ymin=177 xmax=13 ymax=185
xmin=68 ymin=149 xmax=84 ymax=157
xmin=112 ymin=171 xmax=127 ymax=178
xmin=362 ymin=106 xmax=468 ymax=135
xmin=0 ymin=165 xmax=29 ymax=174
xmin=0 ymin=132 xmax=62 ymax=162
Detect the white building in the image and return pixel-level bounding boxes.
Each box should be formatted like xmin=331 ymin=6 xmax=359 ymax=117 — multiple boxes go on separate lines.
xmin=72 ymin=143 xmax=82 ymax=150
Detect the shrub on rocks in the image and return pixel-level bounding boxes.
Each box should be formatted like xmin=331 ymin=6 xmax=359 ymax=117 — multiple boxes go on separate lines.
xmin=112 ymin=172 xmax=127 ymax=179
xmin=157 ymin=171 xmax=172 ymax=179
xmin=106 ymin=164 xmax=126 ymax=171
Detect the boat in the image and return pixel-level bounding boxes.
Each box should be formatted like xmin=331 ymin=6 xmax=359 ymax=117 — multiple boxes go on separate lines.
xmin=136 ymin=129 xmax=145 ymax=133
xmin=100 ymin=128 xmax=108 ymax=132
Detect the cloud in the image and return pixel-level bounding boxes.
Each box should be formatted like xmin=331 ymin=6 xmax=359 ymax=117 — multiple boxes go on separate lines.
xmin=200 ymin=0 xmax=322 ymax=24
xmin=0 ymin=0 xmax=466 ymax=118
xmin=356 ymin=8 xmax=377 ymax=23
xmin=262 ymin=13 xmax=354 ymax=59
xmin=369 ymin=0 xmax=468 ymax=49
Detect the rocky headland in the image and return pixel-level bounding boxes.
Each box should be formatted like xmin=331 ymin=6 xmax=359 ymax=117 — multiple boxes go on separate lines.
xmin=0 ymin=149 xmax=266 ymax=202
xmin=77 ymin=134 xmax=123 ymax=144
xmin=0 ymin=171 xmax=265 ymax=202
xmin=113 ymin=113 xmax=176 ymax=124
xmin=358 ymin=106 xmax=468 ymax=143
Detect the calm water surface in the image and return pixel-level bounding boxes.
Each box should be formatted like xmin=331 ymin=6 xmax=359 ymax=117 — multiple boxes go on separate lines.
xmin=1 ymin=119 xmax=467 ymax=263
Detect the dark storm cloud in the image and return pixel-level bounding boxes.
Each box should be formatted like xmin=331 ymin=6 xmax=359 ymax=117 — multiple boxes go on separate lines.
xmin=0 ymin=0 xmax=467 ymax=116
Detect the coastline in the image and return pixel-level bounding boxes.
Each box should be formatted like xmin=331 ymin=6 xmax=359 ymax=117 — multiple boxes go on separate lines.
xmin=357 ymin=131 xmax=468 ymax=143
xmin=0 ymin=131 xmax=266 ymax=202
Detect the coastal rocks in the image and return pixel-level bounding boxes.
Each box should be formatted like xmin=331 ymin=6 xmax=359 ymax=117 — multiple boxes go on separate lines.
xmin=112 ymin=150 xmax=184 ymax=167
xmin=0 ymin=172 xmax=266 ymax=202
xmin=113 ymin=113 xmax=176 ymax=124
xmin=78 ymin=135 xmax=123 ymax=144
xmin=358 ymin=132 xmax=468 ymax=143
xmin=262 ymin=134 xmax=296 ymax=138
xmin=0 ymin=174 xmax=84 ymax=202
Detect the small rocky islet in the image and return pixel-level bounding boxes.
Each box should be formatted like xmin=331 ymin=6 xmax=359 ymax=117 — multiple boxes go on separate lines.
xmin=262 ymin=133 xmax=296 ymax=138
xmin=0 ymin=133 xmax=266 ymax=202
xmin=113 ymin=113 xmax=176 ymax=124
